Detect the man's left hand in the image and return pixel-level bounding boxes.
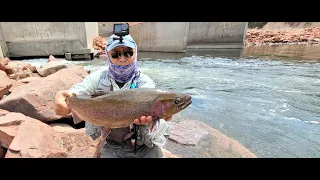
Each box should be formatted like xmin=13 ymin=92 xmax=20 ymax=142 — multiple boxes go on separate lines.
xmin=134 ymin=116 xmax=172 ymax=125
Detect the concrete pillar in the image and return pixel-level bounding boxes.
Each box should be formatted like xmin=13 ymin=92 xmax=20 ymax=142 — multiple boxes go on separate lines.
xmin=129 ymin=22 xmax=190 ymax=52
xmin=0 ymin=22 xmax=99 ymax=59
xmin=85 ymin=22 xmax=99 ymax=51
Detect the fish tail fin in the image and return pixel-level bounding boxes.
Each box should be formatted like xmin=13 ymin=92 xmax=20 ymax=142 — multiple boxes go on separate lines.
xmin=71 ymin=110 xmax=83 ymax=124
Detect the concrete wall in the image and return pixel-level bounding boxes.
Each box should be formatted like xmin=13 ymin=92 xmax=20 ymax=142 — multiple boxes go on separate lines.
xmin=98 ymin=22 xmax=115 ymax=36
xmin=0 ymin=23 xmax=8 ymax=58
xmin=0 ymin=22 xmax=98 ymax=57
xmin=129 ymin=22 xmax=189 ymax=52
xmin=187 ymin=22 xmax=248 ymax=49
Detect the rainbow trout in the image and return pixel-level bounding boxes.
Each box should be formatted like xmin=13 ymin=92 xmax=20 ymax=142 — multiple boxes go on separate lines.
xmin=65 ymin=88 xmax=192 ymax=128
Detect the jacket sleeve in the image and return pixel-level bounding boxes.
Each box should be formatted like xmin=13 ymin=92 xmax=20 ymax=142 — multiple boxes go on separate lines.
xmin=138 ymin=74 xmax=156 ymax=88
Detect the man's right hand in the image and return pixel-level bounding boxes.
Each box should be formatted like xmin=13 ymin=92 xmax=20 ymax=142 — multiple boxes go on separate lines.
xmin=54 ymin=91 xmax=73 ymax=116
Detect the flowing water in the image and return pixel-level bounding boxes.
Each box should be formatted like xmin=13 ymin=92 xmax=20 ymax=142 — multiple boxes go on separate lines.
xmin=22 ymin=44 xmax=320 ymax=158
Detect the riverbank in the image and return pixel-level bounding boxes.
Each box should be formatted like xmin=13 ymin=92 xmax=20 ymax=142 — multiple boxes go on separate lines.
xmin=245 ymin=27 xmax=320 ymax=46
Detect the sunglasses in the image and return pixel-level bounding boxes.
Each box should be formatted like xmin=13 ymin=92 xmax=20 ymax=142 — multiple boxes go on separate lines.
xmin=111 ymin=50 xmax=134 ymax=59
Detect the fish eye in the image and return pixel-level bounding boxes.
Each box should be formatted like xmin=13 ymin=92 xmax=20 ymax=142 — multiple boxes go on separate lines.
xmin=175 ymin=98 xmax=181 ymax=104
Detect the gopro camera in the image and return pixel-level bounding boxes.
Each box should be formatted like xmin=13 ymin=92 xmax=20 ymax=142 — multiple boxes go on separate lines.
xmin=113 ymin=23 xmax=129 ymax=42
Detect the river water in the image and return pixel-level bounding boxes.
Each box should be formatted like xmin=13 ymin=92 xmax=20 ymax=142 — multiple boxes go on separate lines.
xmin=22 ymin=44 xmax=320 ymax=158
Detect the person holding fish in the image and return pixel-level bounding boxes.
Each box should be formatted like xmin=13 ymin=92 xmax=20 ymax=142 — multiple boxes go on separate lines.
xmin=52 ymin=25 xmax=189 ymax=158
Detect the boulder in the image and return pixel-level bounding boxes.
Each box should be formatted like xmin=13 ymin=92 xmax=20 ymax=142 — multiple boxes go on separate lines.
xmin=195 ymin=120 xmax=257 ymax=158
xmin=18 ymin=76 xmax=42 ymax=84
xmin=168 ymin=120 xmax=209 ymax=146
xmin=5 ymin=118 xmax=68 ymax=158
xmin=36 ymin=61 xmax=67 ymax=77
xmin=0 ymin=66 xmax=89 ymax=123
xmin=0 ymin=71 xmax=12 ymax=99
xmin=165 ymin=120 xmax=257 ymax=158
xmin=54 ymin=127 xmax=100 ymax=158
xmin=8 ymin=79 xmax=25 ymax=93
xmin=0 ymin=109 xmax=9 ymax=117
xmin=0 ymin=112 xmax=28 ymax=148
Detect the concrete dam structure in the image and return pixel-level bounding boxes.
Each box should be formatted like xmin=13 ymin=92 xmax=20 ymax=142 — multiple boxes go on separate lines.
xmin=0 ymin=22 xmax=98 ymax=60
xmin=0 ymin=22 xmax=248 ymax=59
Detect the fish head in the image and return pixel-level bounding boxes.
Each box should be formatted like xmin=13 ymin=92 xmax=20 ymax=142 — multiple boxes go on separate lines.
xmin=152 ymin=90 xmax=192 ymax=119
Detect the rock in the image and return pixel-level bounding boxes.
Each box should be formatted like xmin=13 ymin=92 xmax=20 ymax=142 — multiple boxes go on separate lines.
xmin=0 ymin=109 xmax=9 ymax=117
xmin=18 ymin=76 xmax=42 ymax=84
xmin=0 ymin=146 xmax=5 ymax=158
xmin=5 ymin=61 xmax=33 ymax=75
xmin=0 ymin=63 xmax=5 ymax=72
xmin=36 ymin=61 xmax=67 ymax=77
xmin=8 ymin=68 xmax=35 ymax=80
xmin=245 ymin=27 xmax=320 ymax=46
xmin=5 ymin=118 xmax=68 ymax=158
xmin=8 ymin=79 xmax=25 ymax=93
xmin=54 ymin=127 xmax=100 ymax=158
xmin=49 ymin=123 xmax=75 ymax=133
xmin=168 ymin=121 xmax=209 ymax=146
xmin=4 ymin=61 xmax=38 ymax=80
xmin=161 ymin=148 xmax=180 ymax=158
xmin=0 ymin=112 xmax=27 ymax=148
xmin=0 ymin=58 xmax=10 ymax=66
xmin=47 ymin=55 xmax=57 ymax=63
xmin=194 ymin=120 xmax=257 ymax=158
xmin=0 ymin=66 xmax=88 ymax=123
xmin=0 ymin=71 xmax=12 ymax=99
xmin=93 ymin=36 xmax=108 ymax=55
xmin=165 ymin=120 xmax=257 ymax=158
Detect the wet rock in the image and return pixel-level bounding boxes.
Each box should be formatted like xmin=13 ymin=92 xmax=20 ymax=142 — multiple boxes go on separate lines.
xmin=0 ymin=71 xmax=12 ymax=99
xmin=0 ymin=112 xmax=27 ymax=148
xmin=168 ymin=120 xmax=209 ymax=146
xmin=195 ymin=120 xmax=257 ymax=158
xmin=0 ymin=66 xmax=88 ymax=123
xmin=165 ymin=120 xmax=257 ymax=158
xmin=5 ymin=118 xmax=68 ymax=158
xmin=36 ymin=61 xmax=67 ymax=77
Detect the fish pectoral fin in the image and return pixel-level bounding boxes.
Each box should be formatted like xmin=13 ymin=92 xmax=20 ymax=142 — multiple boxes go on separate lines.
xmin=71 ymin=110 xmax=84 ymax=124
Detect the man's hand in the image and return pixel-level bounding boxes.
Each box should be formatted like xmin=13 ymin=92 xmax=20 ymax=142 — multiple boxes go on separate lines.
xmin=54 ymin=91 xmax=73 ymax=116
xmin=134 ymin=116 xmax=173 ymax=125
